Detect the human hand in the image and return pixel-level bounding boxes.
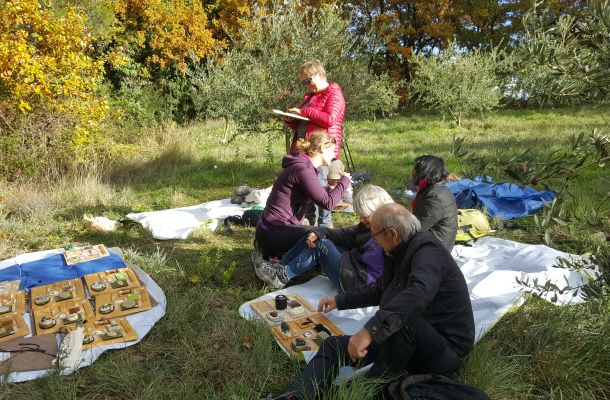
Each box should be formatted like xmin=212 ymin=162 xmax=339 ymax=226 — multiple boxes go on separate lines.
xmin=347 ymin=328 xmax=373 ymax=362
xmin=306 ymin=232 xmax=319 ymax=248
xmin=288 ymin=107 xmax=302 ymax=115
xmin=339 ymin=171 xmax=352 ymax=181
xmin=318 ymin=296 xmax=337 ymax=313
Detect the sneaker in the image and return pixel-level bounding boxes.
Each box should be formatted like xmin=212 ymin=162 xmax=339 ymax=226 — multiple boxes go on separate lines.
xmin=252 ymin=252 xmax=289 ymax=289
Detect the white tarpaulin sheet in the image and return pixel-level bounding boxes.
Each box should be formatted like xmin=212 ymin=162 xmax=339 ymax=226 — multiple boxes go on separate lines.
xmin=126 ymin=198 xmax=249 ymax=240
xmin=124 ymin=187 xmax=355 ymax=240
xmin=239 ymin=237 xmax=593 ymax=363
xmin=0 ymin=248 xmax=166 ymax=383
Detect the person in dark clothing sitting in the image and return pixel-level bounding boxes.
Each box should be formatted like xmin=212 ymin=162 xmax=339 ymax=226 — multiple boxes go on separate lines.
xmin=410 ymin=155 xmax=458 ymax=252
xmin=271 ymin=203 xmax=475 ymax=400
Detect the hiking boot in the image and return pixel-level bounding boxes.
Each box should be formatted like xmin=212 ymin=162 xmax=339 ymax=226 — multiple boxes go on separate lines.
xmin=251 ymin=251 xmax=289 ymax=289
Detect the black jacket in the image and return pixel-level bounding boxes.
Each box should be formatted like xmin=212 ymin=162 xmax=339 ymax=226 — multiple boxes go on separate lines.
xmin=412 ymin=183 xmax=458 ymax=252
xmin=335 ymin=231 xmax=475 ymax=356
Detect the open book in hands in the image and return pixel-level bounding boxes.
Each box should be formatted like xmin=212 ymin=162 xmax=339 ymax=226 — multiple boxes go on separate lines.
xmin=270 ymin=109 xmax=310 ymax=121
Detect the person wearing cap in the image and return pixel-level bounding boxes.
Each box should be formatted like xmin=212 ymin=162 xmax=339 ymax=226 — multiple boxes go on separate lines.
xmin=254 ymin=185 xmax=394 ymax=290
xmin=410 ymin=155 xmax=458 ymax=251
xmin=283 ymin=59 xmax=346 ymax=228
xmin=253 ymin=132 xmax=351 ymax=285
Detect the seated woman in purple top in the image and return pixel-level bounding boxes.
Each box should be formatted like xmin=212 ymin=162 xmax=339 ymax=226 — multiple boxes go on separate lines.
xmin=254 ymin=185 xmax=394 ymax=290
xmin=253 ymin=132 xmax=351 ymax=275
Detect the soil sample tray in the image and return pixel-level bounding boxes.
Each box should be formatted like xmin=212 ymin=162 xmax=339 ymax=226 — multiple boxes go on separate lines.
xmin=94 ymin=287 xmax=152 ymax=319
xmin=271 ymin=313 xmax=344 ymax=356
xmin=83 ymin=268 xmax=141 ymax=297
xmin=64 ymin=318 xmax=138 ymax=349
xmin=30 ymin=278 xmax=86 ymax=312
xmin=32 ymin=298 xmax=95 ymax=335
xmin=250 ymin=294 xmax=344 ymax=356
xmin=0 ymin=313 xmax=30 ymax=344
xmin=0 ymin=280 xmax=21 ymax=295
xmin=0 ymin=291 xmax=26 ymax=315
xmin=250 ymin=294 xmax=316 ymax=325
xmin=63 ymin=244 xmax=109 ymax=265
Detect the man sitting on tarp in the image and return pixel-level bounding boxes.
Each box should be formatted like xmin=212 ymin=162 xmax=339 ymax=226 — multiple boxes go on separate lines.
xmin=270 ymin=204 xmax=475 ymax=400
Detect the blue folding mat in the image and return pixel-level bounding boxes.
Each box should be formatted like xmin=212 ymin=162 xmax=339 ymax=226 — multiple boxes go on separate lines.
xmin=446 ymin=178 xmax=556 ymax=220
xmin=17 ymin=249 xmax=127 ymax=290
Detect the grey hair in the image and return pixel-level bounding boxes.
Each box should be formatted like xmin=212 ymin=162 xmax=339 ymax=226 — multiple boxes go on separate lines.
xmin=353 ymin=185 xmax=394 ymax=218
xmin=375 ymin=204 xmax=421 ymax=242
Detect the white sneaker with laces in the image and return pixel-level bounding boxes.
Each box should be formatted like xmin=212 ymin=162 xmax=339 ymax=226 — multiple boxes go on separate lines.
xmin=251 ymin=251 xmax=289 ymax=289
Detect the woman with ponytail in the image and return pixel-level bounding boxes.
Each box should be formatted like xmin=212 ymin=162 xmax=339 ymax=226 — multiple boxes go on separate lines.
xmin=253 ymin=132 xmax=351 ymax=284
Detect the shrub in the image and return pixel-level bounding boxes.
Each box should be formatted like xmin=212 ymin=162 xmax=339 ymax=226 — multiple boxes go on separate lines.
xmin=0 ymin=0 xmax=108 ymax=177
xmin=510 ymin=0 xmax=610 ymax=106
xmin=409 ymin=45 xmax=503 ymax=126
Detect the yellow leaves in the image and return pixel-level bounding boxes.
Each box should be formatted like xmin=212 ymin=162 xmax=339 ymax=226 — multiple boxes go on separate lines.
xmin=113 ymin=0 xmax=218 ymax=74
xmin=0 ymin=0 xmax=108 ymax=145
xmin=18 ymin=100 xmax=31 ymax=112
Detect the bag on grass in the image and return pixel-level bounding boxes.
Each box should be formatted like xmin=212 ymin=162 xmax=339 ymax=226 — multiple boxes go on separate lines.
xmin=456 ymin=209 xmax=492 ymax=242
xmin=223 ymin=209 xmax=262 ymax=228
xmin=387 ymin=374 xmax=491 ymax=400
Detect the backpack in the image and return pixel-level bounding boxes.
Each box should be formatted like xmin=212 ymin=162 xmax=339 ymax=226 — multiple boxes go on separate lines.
xmin=223 ymin=209 xmax=262 ymax=229
xmin=455 ymin=209 xmax=492 ymax=242
xmin=387 ymin=374 xmax=491 ymax=400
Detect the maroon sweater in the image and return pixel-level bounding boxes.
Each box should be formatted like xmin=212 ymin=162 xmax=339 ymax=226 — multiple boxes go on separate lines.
xmin=260 ymin=153 xmax=350 ymax=228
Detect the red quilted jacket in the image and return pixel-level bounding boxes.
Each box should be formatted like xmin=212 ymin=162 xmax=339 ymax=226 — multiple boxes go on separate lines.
xmin=287 ymin=82 xmax=345 ymax=159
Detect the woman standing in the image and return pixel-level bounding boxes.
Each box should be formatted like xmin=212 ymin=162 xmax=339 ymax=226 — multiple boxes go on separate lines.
xmin=254 ymin=132 xmax=351 ymax=269
xmin=285 ymin=59 xmax=346 ymax=227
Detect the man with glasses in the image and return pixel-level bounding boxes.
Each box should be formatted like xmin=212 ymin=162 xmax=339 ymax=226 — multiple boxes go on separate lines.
xmin=283 ymin=59 xmax=346 ymax=228
xmin=269 ymin=204 xmax=474 ymax=400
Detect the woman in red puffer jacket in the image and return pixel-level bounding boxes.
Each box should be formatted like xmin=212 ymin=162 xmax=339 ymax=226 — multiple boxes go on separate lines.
xmin=284 ymin=59 xmax=346 ymax=227
xmin=285 ymin=59 xmax=345 ymax=160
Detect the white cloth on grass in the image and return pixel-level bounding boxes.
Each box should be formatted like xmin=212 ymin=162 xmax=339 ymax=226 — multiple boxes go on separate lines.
xmin=126 ymin=199 xmax=249 ymax=240
xmin=0 ymin=248 xmax=166 ymax=383
xmin=239 ymin=237 xmax=594 ymax=363
xmin=124 ymin=186 xmax=356 ymax=240
xmin=125 ymin=188 xmax=273 ymax=240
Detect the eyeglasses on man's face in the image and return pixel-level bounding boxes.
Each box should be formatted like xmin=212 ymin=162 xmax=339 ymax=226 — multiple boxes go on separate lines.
xmin=371 ymin=228 xmax=386 ymax=238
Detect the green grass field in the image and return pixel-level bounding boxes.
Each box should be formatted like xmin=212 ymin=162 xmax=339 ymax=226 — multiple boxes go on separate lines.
xmin=0 ymin=106 xmax=608 ymax=399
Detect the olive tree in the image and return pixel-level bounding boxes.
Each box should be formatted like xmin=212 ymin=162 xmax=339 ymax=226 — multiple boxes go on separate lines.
xmin=409 ymin=46 xmax=502 ymax=126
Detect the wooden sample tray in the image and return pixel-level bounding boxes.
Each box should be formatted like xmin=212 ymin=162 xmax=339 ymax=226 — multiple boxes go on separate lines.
xmin=250 ymin=294 xmax=316 ymax=325
xmin=64 ymin=318 xmax=138 ymax=349
xmin=32 ymin=298 xmax=95 ymax=335
xmin=0 ymin=280 xmax=21 ymax=295
xmin=271 ymin=313 xmax=344 ymax=356
xmin=63 ymin=244 xmax=109 ymax=265
xmin=30 ymin=279 xmax=86 ymax=312
xmin=93 ymin=286 xmax=152 ymax=319
xmin=0 ymin=313 xmax=30 ymax=344
xmin=83 ymin=268 xmax=141 ymax=297
xmin=250 ymin=294 xmax=344 ymax=356
xmin=0 ymin=291 xmax=26 ymax=315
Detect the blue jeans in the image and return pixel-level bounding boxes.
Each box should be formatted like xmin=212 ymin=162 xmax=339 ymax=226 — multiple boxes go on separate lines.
xmin=281 ymin=236 xmax=343 ymax=291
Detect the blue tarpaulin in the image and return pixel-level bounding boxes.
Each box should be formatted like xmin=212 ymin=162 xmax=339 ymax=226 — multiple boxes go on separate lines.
xmin=446 ymin=178 xmax=556 ymax=220
xmin=11 ymin=250 xmax=126 ymax=290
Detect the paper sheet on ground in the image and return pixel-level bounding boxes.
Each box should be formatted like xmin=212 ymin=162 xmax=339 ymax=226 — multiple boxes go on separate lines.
xmin=239 ymin=237 xmax=593 ymax=364
xmin=0 ymin=248 xmax=166 ymax=383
